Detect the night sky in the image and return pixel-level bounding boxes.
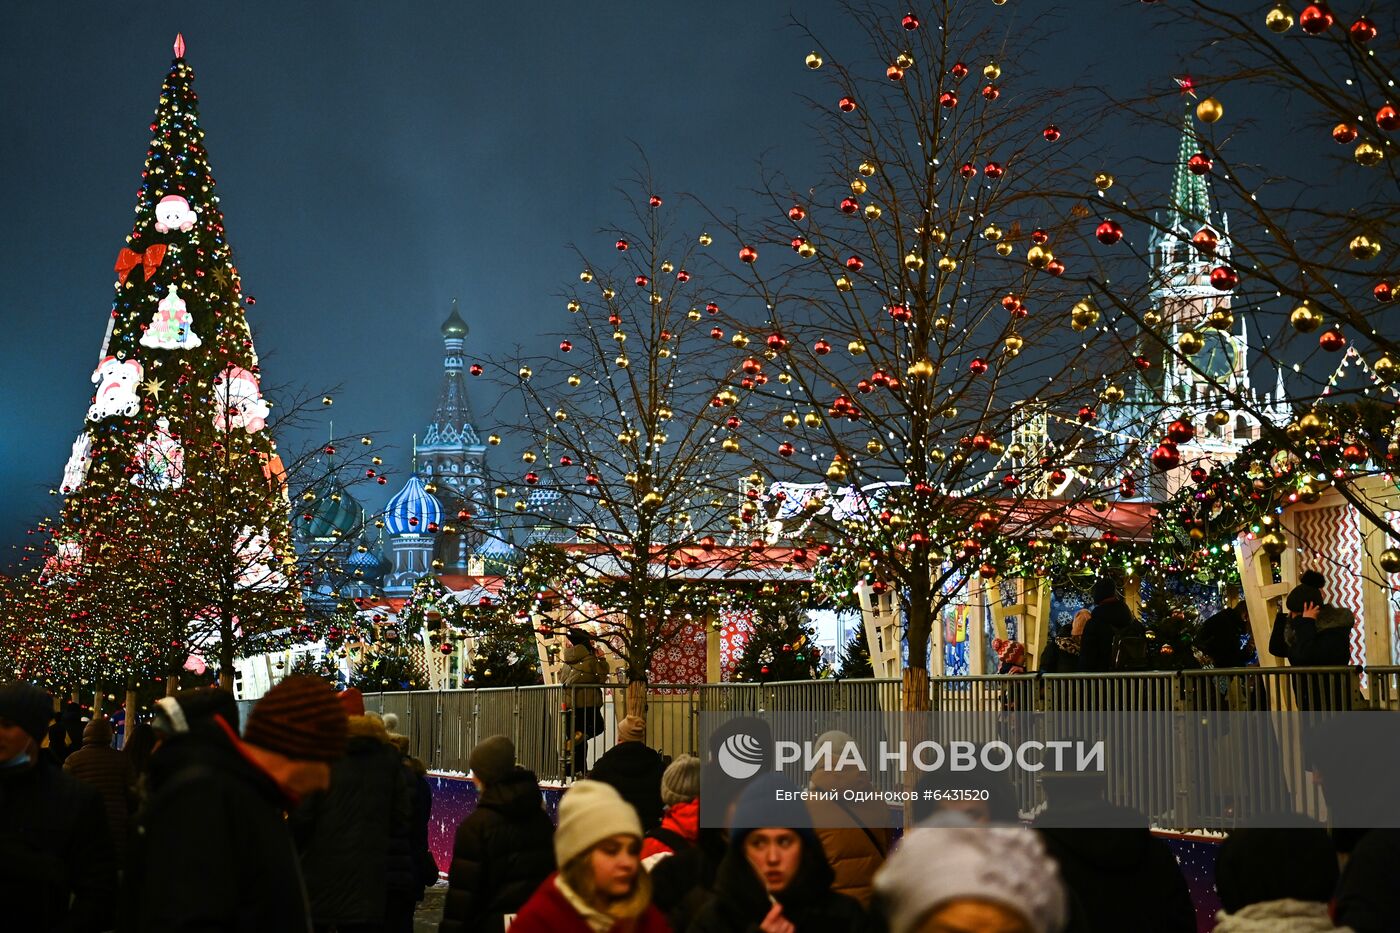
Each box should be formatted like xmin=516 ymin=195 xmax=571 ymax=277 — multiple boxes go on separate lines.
xmin=1 ymin=2 xmax=1227 ymax=558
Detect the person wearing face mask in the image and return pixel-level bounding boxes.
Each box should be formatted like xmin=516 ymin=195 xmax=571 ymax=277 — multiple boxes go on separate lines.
xmin=689 ymin=774 xmax=870 ymax=933
xmin=128 ymin=675 xmax=349 ymax=933
xmin=0 ymin=681 xmax=117 ymax=933
xmin=510 ymin=779 xmax=670 ymax=932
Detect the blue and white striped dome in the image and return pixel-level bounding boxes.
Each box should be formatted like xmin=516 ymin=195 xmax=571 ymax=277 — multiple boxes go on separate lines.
xmin=345 ymin=548 xmax=383 ymax=577
xmin=384 ymin=473 xmax=443 ymax=536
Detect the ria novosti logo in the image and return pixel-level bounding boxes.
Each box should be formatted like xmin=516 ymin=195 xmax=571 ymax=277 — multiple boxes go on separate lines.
xmin=717 ymin=731 xmax=767 ymax=779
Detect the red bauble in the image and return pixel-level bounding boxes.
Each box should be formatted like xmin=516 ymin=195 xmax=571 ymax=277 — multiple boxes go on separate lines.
xmin=846 ymin=255 xmax=864 ymax=271
xmin=856 ymin=380 xmax=873 ymax=395
xmin=813 ymin=338 xmax=831 ymax=355
xmin=887 ymin=65 xmax=905 ymax=82
xmin=710 ymin=326 xmax=724 ymax=339
xmin=1333 ymin=123 xmax=1359 ymax=144
xmin=1095 ymin=220 xmax=1124 ymax=245
xmin=1319 ymin=327 xmax=1347 ymax=352
xmin=469 ymin=363 xmax=483 ymax=376
xmin=940 ymin=92 xmax=959 ymax=109
xmin=1349 ymin=17 xmax=1377 ymax=43
xmin=1049 ymin=468 xmax=1067 ymax=485
xmin=838 ymin=96 xmax=858 ymax=113
xmin=1046 ymin=260 xmax=1066 ymax=276
xmin=840 ymin=197 xmax=859 ymax=214
xmin=1375 ymin=281 xmax=1395 ymax=302
xmin=1151 ymin=441 xmax=1181 ymax=471
xmin=959 ymin=162 xmax=977 ymax=178
xmin=969 ymin=357 xmax=989 ymax=375
xmin=616 ymin=238 xmax=629 ymax=251
xmin=1077 ymin=405 xmax=1097 ymax=424
xmin=980 ymin=562 xmax=997 ymax=578
xmin=950 ymin=62 xmax=968 ymax=79
xmin=889 ymin=304 xmax=912 ymax=322
xmin=788 ymin=204 xmax=806 ymax=222
xmin=982 ymin=85 xmax=1000 ymax=101
xmin=778 ymin=442 xmax=795 ymax=457
xmin=1134 ymin=355 xmax=1152 ymax=371
xmin=902 ymin=12 xmax=920 ymax=29
xmin=984 ymin=161 xmax=1004 ymax=178
xmin=524 ymin=471 xmax=539 ymax=485
xmin=1300 ymin=3 xmax=1334 ymax=33
xmin=559 ymin=340 xmax=573 ymax=352
xmin=1377 ymin=104 xmax=1399 ymax=132
xmin=1187 ymin=153 xmax=1212 ymax=175
xmin=676 ymin=270 xmax=690 ymax=282
xmin=766 ymin=332 xmax=789 ymax=351
xmin=1342 ymin=443 xmax=1368 ymax=464
xmin=700 ymin=535 xmax=717 ymax=552
xmin=1166 ymin=418 xmax=1196 ymax=444
xmin=1030 ymin=228 xmax=1049 ymax=245
xmin=585 ymin=473 xmax=600 ymax=485
xmin=1192 ymin=228 xmax=1219 ymax=254
xmin=1209 ymin=266 xmax=1238 ymax=290
xmin=972 ymin=433 xmax=992 ymax=451
xmin=1043 ymin=124 xmax=1062 ymax=142
xmin=707 ymin=301 xmax=720 ymax=314
xmin=1189 ymin=466 xmax=1209 ymax=484
xmin=649 ymin=195 xmax=662 ymax=207
xmin=739 ymin=245 xmax=758 ymax=263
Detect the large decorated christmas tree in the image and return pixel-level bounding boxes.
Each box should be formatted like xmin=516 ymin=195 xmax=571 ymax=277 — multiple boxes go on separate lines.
xmin=43 ymin=36 xmax=297 ymax=689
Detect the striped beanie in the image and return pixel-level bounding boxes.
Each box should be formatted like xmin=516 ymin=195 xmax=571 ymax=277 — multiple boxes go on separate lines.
xmin=243 ymin=676 xmax=348 ymax=762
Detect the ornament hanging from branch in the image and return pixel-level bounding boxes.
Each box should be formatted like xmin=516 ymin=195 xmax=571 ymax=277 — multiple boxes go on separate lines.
xmin=153 ymin=195 xmax=197 ymax=234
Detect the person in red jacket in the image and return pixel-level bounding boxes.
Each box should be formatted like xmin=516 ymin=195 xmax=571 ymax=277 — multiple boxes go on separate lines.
xmin=642 ymin=755 xmax=701 ymax=869
xmin=511 ymin=780 xmax=671 ymax=933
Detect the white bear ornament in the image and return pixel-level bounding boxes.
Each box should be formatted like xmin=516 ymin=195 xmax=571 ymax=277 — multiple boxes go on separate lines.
xmin=87 ymin=357 xmax=144 ymax=421
xmin=153 ymin=195 xmax=197 ymax=233
xmin=212 ymin=365 xmax=270 ymax=434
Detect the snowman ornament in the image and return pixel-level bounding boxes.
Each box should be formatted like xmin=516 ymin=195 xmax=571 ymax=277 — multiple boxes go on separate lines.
xmin=153 ymin=195 xmax=197 ymax=233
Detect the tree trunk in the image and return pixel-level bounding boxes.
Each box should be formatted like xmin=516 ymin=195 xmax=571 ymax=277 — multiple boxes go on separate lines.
xmin=125 ymin=688 xmax=141 ymax=724
xmin=625 ymin=678 xmax=647 ymax=720
xmin=902 ymin=665 xmax=931 ymax=712
xmin=165 ymin=674 xmax=180 ymax=696
xmin=219 ymin=669 xmax=234 ymax=692
xmin=93 ymin=685 xmax=105 ymax=717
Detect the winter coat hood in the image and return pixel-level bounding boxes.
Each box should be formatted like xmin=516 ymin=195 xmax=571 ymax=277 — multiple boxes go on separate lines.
xmin=1212 ymin=899 xmax=1347 ymax=933
xmin=480 ymin=766 xmax=547 ymax=819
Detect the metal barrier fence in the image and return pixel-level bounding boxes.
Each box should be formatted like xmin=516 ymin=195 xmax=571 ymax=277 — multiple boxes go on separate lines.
xmin=338 ymin=666 xmax=1400 ymax=831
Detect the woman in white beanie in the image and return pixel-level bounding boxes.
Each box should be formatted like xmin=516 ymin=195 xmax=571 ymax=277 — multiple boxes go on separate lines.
xmin=873 ymin=822 xmax=1068 ymax=933
xmin=511 ymin=780 xmax=671 ymax=933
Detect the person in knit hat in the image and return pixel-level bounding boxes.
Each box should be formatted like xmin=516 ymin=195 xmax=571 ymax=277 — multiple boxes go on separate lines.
xmin=63 ymin=715 xmax=137 ymax=866
xmin=642 ymin=754 xmax=702 ymax=868
xmin=689 ymin=773 xmax=868 ymax=933
xmin=873 ymin=818 xmax=1067 ymax=933
xmin=129 ymin=675 xmax=348 ymax=933
xmin=442 ymin=736 xmax=555 ymax=933
xmin=0 ymin=681 xmax=117 ymax=932
xmin=510 ymin=780 xmax=669 ymax=933
xmin=590 ymin=714 xmax=667 ymax=831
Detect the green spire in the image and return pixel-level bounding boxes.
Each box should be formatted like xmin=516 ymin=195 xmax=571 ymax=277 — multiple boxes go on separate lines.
xmin=1170 ymin=105 xmax=1211 ymax=230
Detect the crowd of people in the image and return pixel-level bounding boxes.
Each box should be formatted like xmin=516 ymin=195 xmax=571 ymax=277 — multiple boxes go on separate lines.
xmin=0 ymin=567 xmax=1387 ymax=933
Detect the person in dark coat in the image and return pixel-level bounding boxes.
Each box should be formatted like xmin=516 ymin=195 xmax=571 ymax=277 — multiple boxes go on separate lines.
xmin=589 ymin=715 xmax=667 ymax=831
xmin=293 ymin=693 xmax=411 ymax=933
xmin=63 ymin=715 xmax=136 ymax=866
xmin=1032 ymin=777 xmax=1194 ymax=933
xmin=1078 ymin=578 xmax=1144 ymax=673
xmin=386 ymin=729 xmax=437 ymax=925
xmin=689 ymin=774 xmax=869 ymax=933
xmin=1335 ymin=829 xmax=1400 ymax=933
xmin=1269 ymin=574 xmax=1353 ymax=712
xmin=440 ymin=736 xmax=555 ymax=933
xmin=128 ymin=675 xmax=348 ymax=933
xmin=0 ymin=681 xmax=117 ymax=933
xmin=1211 ymin=815 xmax=1338 ymax=932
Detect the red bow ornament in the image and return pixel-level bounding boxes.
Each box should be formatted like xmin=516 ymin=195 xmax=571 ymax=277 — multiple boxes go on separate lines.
xmin=115 ymin=243 xmax=169 ymax=284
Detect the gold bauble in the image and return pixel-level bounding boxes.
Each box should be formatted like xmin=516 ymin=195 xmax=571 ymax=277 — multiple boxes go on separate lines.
xmin=836 ymin=275 xmax=853 ymax=292
xmin=657 ymin=406 xmax=673 ymax=421
xmin=848 ymin=339 xmax=867 ymax=355
xmin=1101 ymin=385 xmax=1125 ymax=403
xmin=1070 ymin=297 xmax=1099 ymax=331
xmin=522 ymin=450 xmax=537 ymax=463
xmin=805 ymin=51 xmax=823 ymax=69
xmin=567 ymin=374 xmax=581 ymax=387
xmin=488 ymin=434 xmax=502 ymax=446
xmin=863 ymin=204 xmax=883 ymax=221
xmin=1379 ymin=547 xmax=1400 ymax=574
xmin=579 ymin=269 xmax=594 ymax=283
xmin=493 ymin=486 xmax=507 ymax=499
xmin=1290 ymin=303 xmax=1322 ymax=333
xmin=995 ymin=241 xmax=1014 ymax=256
xmin=866 ymin=438 xmax=885 ymax=455
xmin=930 ymin=449 xmax=947 ymax=462
xmin=1372 ymin=354 xmax=1398 ymax=384
xmin=1026 ymin=244 xmax=1052 ymax=269
xmin=804 ymin=412 xmax=822 ymax=427
xmin=929 ymin=228 xmax=948 ymax=246
xmin=1092 ymin=498 xmax=1109 ymax=513
xmin=1004 ymin=334 xmax=1023 ymax=355
xmin=904 ymin=252 xmax=925 ymax=271
xmin=687 ymin=308 xmax=701 ymax=321
xmin=782 ymin=412 xmax=799 ymax=428
xmin=732 ymin=333 xmax=749 ymax=348
xmin=907 ymin=358 xmax=935 ymax=378
xmin=553 ymin=409 xmax=567 ymax=422
xmin=895 ymin=52 xmax=914 ymax=69
xmin=1206 ymin=308 xmax=1235 ymax=330
xmin=613 ymin=330 xmax=626 ymax=342
xmin=825 ymin=459 xmax=848 ymax=480
xmin=1094 ymin=172 xmax=1114 ymax=190
xmin=722 ymin=438 xmax=740 ymax=453
xmin=1349 ymin=234 xmax=1381 ymax=261
xmin=1298 ymin=411 xmax=1326 ymax=437
xmin=1178 ymin=331 xmax=1205 ymax=355
xmin=660 ymin=260 xmax=673 ymax=273
xmin=778 ymin=372 xmax=792 ymax=384
xmin=1143 ymin=310 xmax=1163 ymax=327
xmin=934 ymin=315 xmax=952 ymax=331
xmin=1212 ymin=409 xmax=1231 ymax=426
xmin=1265 ymin=3 xmax=1294 ymax=32
xmin=937 ymin=256 xmax=957 ymax=273
xmin=698 ymin=232 xmax=713 ymax=246
xmin=1259 ymin=531 xmax=1287 ymax=555
xmin=859 ymin=160 xmax=877 ymax=176
xmin=1355 ymin=142 xmax=1384 ymax=166
xmin=983 ymin=60 xmax=1001 ymax=80
xmin=983 ymin=224 xmax=1003 ymax=241
xmin=615 ymin=354 xmax=629 ymax=368
xmin=850 ymin=178 xmax=867 ymax=195
xmin=567 ymin=299 xmax=581 ymax=313
xmin=1196 ymin=97 xmax=1224 ymax=123
xmin=601 ymin=287 xmax=615 ymax=300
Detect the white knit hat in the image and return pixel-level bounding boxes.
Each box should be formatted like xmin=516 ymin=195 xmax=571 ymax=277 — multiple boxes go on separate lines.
xmin=874 ymin=824 xmax=1068 ymax=933
xmin=555 ymin=780 xmax=643 ymax=867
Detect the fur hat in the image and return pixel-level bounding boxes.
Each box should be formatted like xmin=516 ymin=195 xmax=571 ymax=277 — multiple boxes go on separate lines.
xmin=0 ymin=682 xmax=52 ymax=745
xmin=555 ymin=780 xmax=642 ymax=866
xmin=468 ymin=735 xmax=515 ymax=785
xmin=875 ymin=825 xmax=1068 ymax=933
xmin=661 ymin=754 xmax=701 ymax=806
xmin=617 ymin=715 xmax=646 ymax=744
xmin=243 ymin=676 xmax=348 ymax=762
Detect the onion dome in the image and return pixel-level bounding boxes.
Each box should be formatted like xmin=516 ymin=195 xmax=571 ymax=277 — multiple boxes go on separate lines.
xmin=345 ymin=548 xmax=384 ymax=578
xmin=301 ymin=477 xmax=361 ymax=539
xmin=384 ymin=473 xmax=443 ymax=536
xmin=442 ymin=300 xmax=468 ymax=338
